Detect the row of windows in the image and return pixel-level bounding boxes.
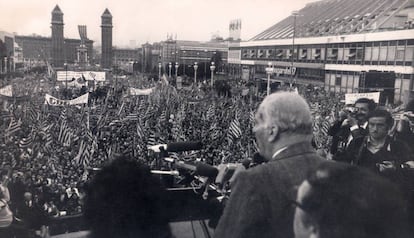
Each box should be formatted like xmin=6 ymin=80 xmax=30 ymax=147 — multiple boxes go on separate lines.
xmin=240 ymin=40 xmax=414 ymax=65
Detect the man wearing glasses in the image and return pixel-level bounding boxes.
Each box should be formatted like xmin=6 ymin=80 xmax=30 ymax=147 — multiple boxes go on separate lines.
xmin=214 ymin=92 xmax=324 ymax=238
xmin=293 ymin=161 xmax=411 ymax=238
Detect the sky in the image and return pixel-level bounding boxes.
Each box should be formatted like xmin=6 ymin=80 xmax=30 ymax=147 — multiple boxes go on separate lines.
xmin=1 ymin=0 xmax=318 ymax=47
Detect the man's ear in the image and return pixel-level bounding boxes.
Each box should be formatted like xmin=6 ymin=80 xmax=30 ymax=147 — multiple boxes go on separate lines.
xmin=268 ymin=124 xmax=279 ymax=143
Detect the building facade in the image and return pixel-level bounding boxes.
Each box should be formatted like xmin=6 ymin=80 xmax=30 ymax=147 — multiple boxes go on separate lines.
xmin=156 ymin=38 xmax=228 ymax=78
xmin=101 ymin=8 xmax=113 ymax=69
xmin=230 ymin=0 xmax=414 ymax=102
xmin=14 ymin=35 xmax=93 ymax=69
xmin=112 ymin=47 xmax=140 ymax=72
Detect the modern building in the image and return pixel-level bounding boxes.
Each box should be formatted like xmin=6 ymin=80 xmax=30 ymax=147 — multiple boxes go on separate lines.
xmin=101 ymin=8 xmax=113 ymax=69
xmin=230 ymin=0 xmax=414 ymax=102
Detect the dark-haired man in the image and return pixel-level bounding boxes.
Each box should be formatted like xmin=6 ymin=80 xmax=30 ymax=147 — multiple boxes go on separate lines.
xmin=84 ymin=157 xmax=172 ymax=238
xmin=293 ymin=161 xmax=412 ymax=238
xmin=329 ymin=97 xmax=376 ymax=158
xmin=343 ymin=109 xmax=412 ymax=172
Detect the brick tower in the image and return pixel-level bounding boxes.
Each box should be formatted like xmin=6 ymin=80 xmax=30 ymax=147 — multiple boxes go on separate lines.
xmin=101 ymin=8 xmax=113 ymax=69
xmin=51 ymin=5 xmax=64 ymax=67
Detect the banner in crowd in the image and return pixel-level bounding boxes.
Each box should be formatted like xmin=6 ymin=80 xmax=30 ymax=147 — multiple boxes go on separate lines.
xmin=129 ymin=87 xmax=154 ymax=96
xmin=56 ymin=71 xmax=106 ymax=81
xmin=345 ymin=92 xmax=380 ymax=104
xmin=45 ymin=93 xmax=89 ymax=106
xmin=0 ymin=85 xmax=13 ymax=97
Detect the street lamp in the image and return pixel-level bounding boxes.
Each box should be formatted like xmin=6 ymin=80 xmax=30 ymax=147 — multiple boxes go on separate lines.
xmin=168 ymin=62 xmax=172 ymax=78
xmin=210 ymin=62 xmax=215 ymax=87
xmin=182 ymin=51 xmax=186 ymax=76
xmin=64 ymin=62 xmax=68 ymax=90
xmin=204 ymin=49 xmax=207 ymax=80
xmin=290 ymin=10 xmax=299 ymax=87
xmin=194 ymin=62 xmax=198 ymax=84
xmin=158 ymin=62 xmax=162 ymax=79
xmin=175 ymin=62 xmax=179 ymax=78
xmin=265 ymin=62 xmax=273 ymax=96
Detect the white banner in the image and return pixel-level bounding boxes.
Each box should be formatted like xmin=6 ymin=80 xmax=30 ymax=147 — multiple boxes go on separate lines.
xmin=0 ymin=85 xmax=12 ymax=97
xmin=129 ymin=87 xmax=154 ymax=96
xmin=45 ymin=93 xmax=89 ymax=106
xmin=56 ymin=71 xmax=106 ymax=81
xmin=345 ymin=92 xmax=380 ymax=105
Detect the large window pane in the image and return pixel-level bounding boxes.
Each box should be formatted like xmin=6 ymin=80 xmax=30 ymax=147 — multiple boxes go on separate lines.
xmin=337 ymin=48 xmax=344 ymax=61
xmin=379 ymin=46 xmax=387 ymax=61
xmin=405 ymin=46 xmax=414 ymax=62
xmin=365 ymin=47 xmax=372 ymax=61
xmin=387 ymin=45 xmax=396 ymax=61
xmin=372 ymin=47 xmax=379 ymax=61
xmin=353 ymin=75 xmax=360 ymax=92
xmin=341 ymin=74 xmax=348 ymax=88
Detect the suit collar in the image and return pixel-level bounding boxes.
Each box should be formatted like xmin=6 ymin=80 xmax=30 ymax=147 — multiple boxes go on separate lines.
xmin=270 ymin=141 xmax=316 ymax=161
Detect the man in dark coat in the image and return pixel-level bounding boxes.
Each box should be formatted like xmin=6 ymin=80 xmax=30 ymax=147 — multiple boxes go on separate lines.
xmin=329 ymin=98 xmax=376 ymax=159
xmin=214 ymin=92 xmax=325 ymax=238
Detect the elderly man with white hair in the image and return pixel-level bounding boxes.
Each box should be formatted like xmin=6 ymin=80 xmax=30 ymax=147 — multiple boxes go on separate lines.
xmin=214 ymin=92 xmax=324 ymax=238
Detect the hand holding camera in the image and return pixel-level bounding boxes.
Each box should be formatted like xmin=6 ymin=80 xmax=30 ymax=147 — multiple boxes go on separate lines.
xmin=340 ymin=107 xmax=359 ymax=127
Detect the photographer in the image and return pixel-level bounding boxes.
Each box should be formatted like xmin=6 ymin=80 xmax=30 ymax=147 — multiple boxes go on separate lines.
xmin=328 ymin=98 xmax=376 ymax=160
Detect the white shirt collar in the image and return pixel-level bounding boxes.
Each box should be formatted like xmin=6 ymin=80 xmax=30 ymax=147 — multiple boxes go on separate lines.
xmin=271 ymin=146 xmax=288 ymax=160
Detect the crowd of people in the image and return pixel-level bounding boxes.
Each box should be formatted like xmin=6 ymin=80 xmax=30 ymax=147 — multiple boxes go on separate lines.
xmin=0 ymin=71 xmax=413 ymax=237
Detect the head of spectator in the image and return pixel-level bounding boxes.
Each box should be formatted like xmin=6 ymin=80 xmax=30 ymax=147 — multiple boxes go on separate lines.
xmin=353 ymin=97 xmax=376 ymax=125
xmin=368 ymin=109 xmax=393 ymax=142
xmin=84 ymin=156 xmax=172 ymax=238
xmin=253 ymin=91 xmax=313 ymax=160
xmin=293 ymin=161 xmax=411 ymax=238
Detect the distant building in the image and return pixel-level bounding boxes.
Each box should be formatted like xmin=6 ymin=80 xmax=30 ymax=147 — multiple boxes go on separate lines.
xmin=156 ymin=37 xmax=228 ymax=78
xmin=14 ymin=35 xmax=93 ymax=69
xmin=101 ymin=8 xmax=113 ymax=69
xmin=12 ymin=5 xmax=94 ymax=70
xmin=231 ymin=0 xmax=414 ymax=102
xmin=113 ymin=47 xmax=140 ymax=72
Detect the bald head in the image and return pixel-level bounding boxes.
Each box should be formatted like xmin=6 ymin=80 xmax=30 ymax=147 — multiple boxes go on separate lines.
xmin=258 ymin=92 xmax=312 ymax=135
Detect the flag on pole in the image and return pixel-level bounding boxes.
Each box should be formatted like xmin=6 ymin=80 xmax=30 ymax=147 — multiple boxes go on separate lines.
xmin=6 ymin=117 xmax=22 ymax=135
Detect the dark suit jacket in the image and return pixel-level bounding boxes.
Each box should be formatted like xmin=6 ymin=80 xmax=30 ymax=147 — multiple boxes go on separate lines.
xmin=328 ymin=120 xmax=367 ymax=157
xmin=214 ymin=142 xmax=324 ymax=238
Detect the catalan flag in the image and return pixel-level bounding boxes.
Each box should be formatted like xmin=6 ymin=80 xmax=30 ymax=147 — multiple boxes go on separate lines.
xmin=19 ymin=134 xmax=33 ymax=148
xmin=228 ymin=117 xmax=242 ymax=140
xmin=6 ymin=117 xmax=22 ymax=135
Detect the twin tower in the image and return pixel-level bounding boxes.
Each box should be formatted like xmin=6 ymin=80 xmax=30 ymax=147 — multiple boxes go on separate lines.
xmin=51 ymin=5 xmax=113 ymax=69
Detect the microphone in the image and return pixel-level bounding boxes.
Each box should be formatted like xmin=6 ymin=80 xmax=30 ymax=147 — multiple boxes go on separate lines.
xmin=196 ymin=163 xmax=219 ymax=179
xmin=151 ymin=170 xmax=180 ymax=176
xmin=172 ymin=160 xmax=218 ymax=179
xmin=148 ymin=141 xmax=203 ymax=153
xmin=165 ymin=141 xmax=203 ymax=152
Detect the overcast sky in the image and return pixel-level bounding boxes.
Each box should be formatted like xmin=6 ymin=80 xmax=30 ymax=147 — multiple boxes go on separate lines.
xmin=1 ymin=0 xmax=317 ymax=47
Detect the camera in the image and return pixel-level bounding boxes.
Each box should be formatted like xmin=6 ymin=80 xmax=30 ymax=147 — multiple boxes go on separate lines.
xmin=344 ymin=106 xmax=359 ymax=117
